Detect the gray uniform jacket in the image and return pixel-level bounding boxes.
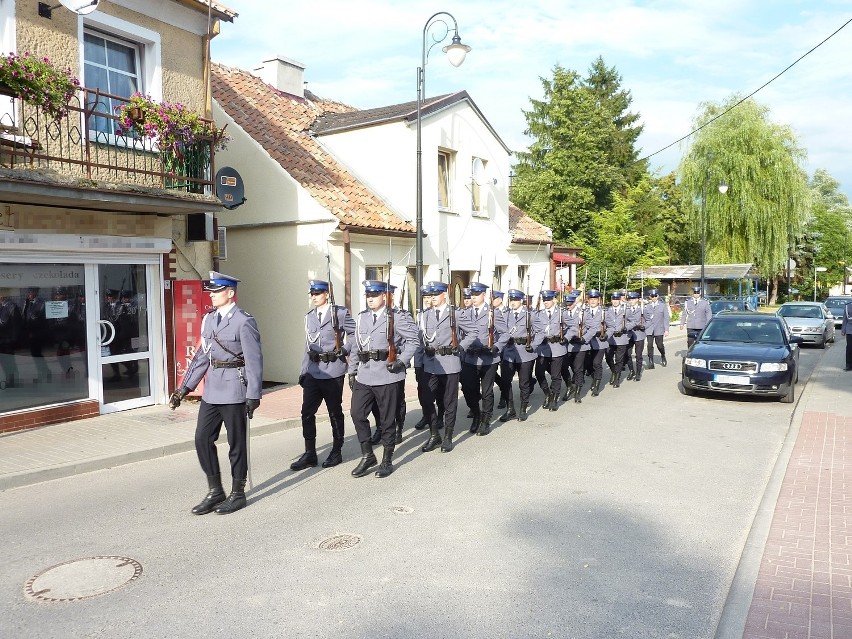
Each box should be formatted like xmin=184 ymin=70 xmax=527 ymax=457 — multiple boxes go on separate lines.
xmin=501 ymin=307 xmax=539 ymax=364
xmin=680 ymin=298 xmax=713 ymax=330
xmin=533 ymin=307 xmax=573 ymax=357
xmin=643 ymin=300 xmax=671 ymax=336
xmin=626 ymin=304 xmax=646 ymax=342
xmin=564 ymin=307 xmax=591 ymax=353
xmin=841 ymin=302 xmax=852 ymax=336
xmin=419 ymin=305 xmax=477 ymax=374
xmin=461 ymin=304 xmax=509 ymax=366
xmin=583 ymin=306 xmax=609 ymax=350
xmin=300 ymin=304 xmax=356 ymax=379
xmin=606 ymin=305 xmax=633 ymax=346
xmin=347 ymin=308 xmax=418 ymax=385
xmin=183 ymin=306 xmax=263 ymax=404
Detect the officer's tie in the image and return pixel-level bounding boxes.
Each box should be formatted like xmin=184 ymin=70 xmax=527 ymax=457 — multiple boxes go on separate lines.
xmin=435 ymin=308 xmax=440 ymax=323
xmin=514 ymin=311 xmax=519 ymax=321
xmin=475 ymin=308 xmax=479 ymax=318
xmin=216 ymin=313 xmax=221 ymax=326
xmin=317 ymin=309 xmax=322 ymax=324
xmin=373 ymin=313 xmax=377 ymax=325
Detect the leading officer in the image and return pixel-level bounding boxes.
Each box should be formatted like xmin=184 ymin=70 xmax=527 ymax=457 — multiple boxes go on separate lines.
xmin=169 ymin=272 xmax=263 ymax=515
xmin=680 ymin=286 xmax=712 ymax=348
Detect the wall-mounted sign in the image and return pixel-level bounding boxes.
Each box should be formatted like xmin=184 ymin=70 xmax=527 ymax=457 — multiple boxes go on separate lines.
xmin=215 ymin=167 xmax=246 ymax=210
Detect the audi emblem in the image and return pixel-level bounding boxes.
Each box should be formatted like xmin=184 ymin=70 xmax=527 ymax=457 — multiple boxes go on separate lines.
xmin=721 ymin=362 xmax=743 ymax=370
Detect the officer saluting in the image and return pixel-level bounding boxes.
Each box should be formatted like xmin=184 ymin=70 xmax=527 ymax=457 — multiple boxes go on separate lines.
xmin=348 ymin=280 xmax=418 ymax=478
xmin=170 ymin=271 xmax=263 ymax=515
xmin=291 ymin=279 xmax=356 ymax=471
xmin=680 ymin=286 xmax=712 ymax=348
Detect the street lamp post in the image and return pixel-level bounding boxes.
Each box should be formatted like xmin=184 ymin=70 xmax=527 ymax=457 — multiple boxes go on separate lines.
xmin=814 ymin=266 xmax=827 ymax=301
xmin=699 ymin=170 xmax=728 ymax=296
xmin=416 ymin=11 xmax=470 ymax=310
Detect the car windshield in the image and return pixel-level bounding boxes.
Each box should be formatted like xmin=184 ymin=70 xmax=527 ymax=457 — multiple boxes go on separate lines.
xmin=711 ymin=301 xmax=745 ymax=313
xmin=778 ymin=305 xmax=822 ymax=319
xmin=825 ymin=299 xmax=851 ymax=310
xmin=701 ymin=319 xmax=784 ymax=344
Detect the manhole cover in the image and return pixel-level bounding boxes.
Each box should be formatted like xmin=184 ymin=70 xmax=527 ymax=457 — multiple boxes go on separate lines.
xmin=390 ymin=506 xmax=413 ymax=514
xmin=318 ymin=534 xmax=361 ymax=551
xmin=24 ymin=556 xmax=142 ymax=602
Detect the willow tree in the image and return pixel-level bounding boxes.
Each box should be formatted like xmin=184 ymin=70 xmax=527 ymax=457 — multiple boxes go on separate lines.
xmin=678 ymin=97 xmax=810 ymax=290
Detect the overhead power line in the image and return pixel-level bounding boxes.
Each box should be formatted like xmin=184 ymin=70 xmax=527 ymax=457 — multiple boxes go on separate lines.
xmin=639 ymin=16 xmax=852 ymax=163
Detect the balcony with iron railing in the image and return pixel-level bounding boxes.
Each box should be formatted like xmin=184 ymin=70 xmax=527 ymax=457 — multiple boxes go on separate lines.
xmin=0 ymin=86 xmax=217 ymax=198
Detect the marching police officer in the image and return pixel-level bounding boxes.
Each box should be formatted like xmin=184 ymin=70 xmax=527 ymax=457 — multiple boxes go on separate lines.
xmin=491 ymin=290 xmax=509 ymax=410
xmin=532 ymin=289 xmax=572 ymax=411
xmin=169 ymin=272 xmax=263 ymax=515
xmin=842 ymin=299 xmax=852 ymax=371
xmin=583 ymin=289 xmax=608 ymax=397
xmin=411 ymin=284 xmax=435 ymax=432
xmin=561 ymin=290 xmax=592 ymax=402
xmin=499 ymin=289 xmax=537 ymax=421
xmin=348 ymin=280 xmax=418 ymax=478
xmin=680 ymin=286 xmax=712 ymax=348
xmin=460 ymin=282 xmax=509 ymax=436
xmin=419 ymin=281 xmax=477 ymax=452
xmin=605 ymin=292 xmax=633 ymax=387
xmin=644 ymin=288 xmax=670 ymax=368
xmin=291 ymin=279 xmax=356 ymax=472
xmin=624 ymin=291 xmax=646 ymax=381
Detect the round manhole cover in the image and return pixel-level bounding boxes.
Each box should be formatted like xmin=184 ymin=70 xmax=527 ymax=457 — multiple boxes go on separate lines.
xmin=318 ymin=534 xmax=361 ymax=551
xmin=25 ymin=556 xmax=142 ymax=602
xmin=390 ymin=506 xmax=413 ymax=514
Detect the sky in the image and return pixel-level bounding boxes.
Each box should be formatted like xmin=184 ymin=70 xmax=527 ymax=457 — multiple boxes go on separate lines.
xmin=210 ymin=0 xmax=852 ymax=200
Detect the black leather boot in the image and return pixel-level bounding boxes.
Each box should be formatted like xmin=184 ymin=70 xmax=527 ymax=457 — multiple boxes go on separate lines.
xmin=647 ymin=355 xmax=655 ymax=370
xmin=635 ymin=364 xmax=643 ymax=382
xmin=441 ymin=425 xmax=454 ymax=452
xmin=613 ymin=371 xmax=622 ymax=388
xmin=191 ymin=473 xmax=226 ymax=515
xmin=497 ymin=396 xmax=507 ymax=410
xmin=351 ymin=442 xmax=378 ymax=477
xmin=214 ymin=478 xmax=247 ymax=515
xmin=477 ymin=413 xmax=492 ymax=436
xmin=548 ymin=391 xmax=559 ymax=411
xmin=369 ymin=427 xmax=382 ymax=445
xmin=374 ymin=447 xmax=395 ymax=478
xmin=395 ymin=421 xmax=403 ymax=445
xmin=421 ymin=418 xmax=442 ymax=452
xmin=322 ymin=439 xmax=344 ymax=468
xmin=466 ymin=408 xmax=474 ymax=418
xmin=661 ymin=354 xmax=667 ymax=367
xmin=626 ymin=360 xmax=635 ymax=380
xmin=290 ymin=438 xmax=318 ymax=471
xmin=469 ymin=413 xmax=480 ymax=434
xmin=499 ymin=401 xmax=517 ymax=422
xmin=591 ymin=379 xmax=601 ymax=397
xmin=542 ymin=390 xmax=552 ymax=409
xmin=573 ymin=383 xmax=582 ymax=403
xmin=519 ymin=401 xmax=529 ymax=421
xmin=413 ymin=415 xmax=429 ymax=430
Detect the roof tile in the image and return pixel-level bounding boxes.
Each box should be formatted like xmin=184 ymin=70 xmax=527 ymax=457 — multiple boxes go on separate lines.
xmin=509 ymin=203 xmax=551 ymax=244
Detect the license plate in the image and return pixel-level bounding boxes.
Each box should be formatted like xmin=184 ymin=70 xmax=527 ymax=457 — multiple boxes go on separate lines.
xmin=716 ymin=374 xmax=750 ymax=385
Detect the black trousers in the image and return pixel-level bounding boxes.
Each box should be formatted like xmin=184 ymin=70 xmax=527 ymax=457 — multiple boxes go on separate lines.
xmin=351 ymin=380 xmax=400 ymax=448
xmin=606 ymin=344 xmax=628 ymax=374
xmin=846 ymin=334 xmax=852 ymax=369
xmin=562 ymin=350 xmax=587 ymax=386
xmin=588 ymin=348 xmax=606 ymax=381
xmin=195 ymin=400 xmax=248 ymax=480
xmin=500 ymin=359 xmax=534 ymax=404
xmin=461 ymin=362 xmax=498 ymax=416
xmin=686 ymin=328 xmax=700 ymax=348
xmin=415 ymin=366 xmax=430 ymax=411
xmin=426 ymin=371 xmax=460 ymax=430
xmin=630 ymin=339 xmax=645 ymax=368
xmin=534 ymin=355 xmax=564 ymax=394
xmin=646 ymin=334 xmax=666 ymax=360
xmin=300 ymin=374 xmax=345 ymax=440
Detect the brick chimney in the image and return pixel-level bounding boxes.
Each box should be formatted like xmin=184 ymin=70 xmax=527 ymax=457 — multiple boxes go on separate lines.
xmin=254 ymin=56 xmax=305 ymax=98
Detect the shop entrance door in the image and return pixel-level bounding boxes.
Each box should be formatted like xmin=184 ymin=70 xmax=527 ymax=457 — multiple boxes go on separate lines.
xmin=97 ymin=264 xmax=153 ymax=412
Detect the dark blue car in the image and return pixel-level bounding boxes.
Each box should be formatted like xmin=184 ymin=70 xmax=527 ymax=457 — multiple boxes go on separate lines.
xmin=681 ymin=312 xmax=802 ymax=403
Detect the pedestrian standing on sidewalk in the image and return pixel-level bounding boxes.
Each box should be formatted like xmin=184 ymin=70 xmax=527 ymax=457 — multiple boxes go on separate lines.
xmin=842 ymin=299 xmax=852 ymax=371
xmin=644 ymin=289 xmax=670 ymax=368
xmin=291 ymin=279 xmax=356 ymax=472
xmin=169 ymin=272 xmax=263 ymax=515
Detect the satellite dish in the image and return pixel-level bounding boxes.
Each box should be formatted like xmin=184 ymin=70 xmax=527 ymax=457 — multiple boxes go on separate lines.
xmin=59 ymin=0 xmax=100 ymax=15
xmin=215 ymin=166 xmax=247 ymax=210
xmin=472 ymin=158 xmax=487 ymax=186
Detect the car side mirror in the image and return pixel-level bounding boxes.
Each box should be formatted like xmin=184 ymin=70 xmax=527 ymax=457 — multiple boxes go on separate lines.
xmin=789 ymin=335 xmax=804 ymax=344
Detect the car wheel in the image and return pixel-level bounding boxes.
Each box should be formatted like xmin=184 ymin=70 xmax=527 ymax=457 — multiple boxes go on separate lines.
xmin=780 ymin=381 xmax=795 ymax=404
xmin=681 ymin=381 xmax=696 ymax=396
xmin=819 ymin=336 xmax=827 ymax=349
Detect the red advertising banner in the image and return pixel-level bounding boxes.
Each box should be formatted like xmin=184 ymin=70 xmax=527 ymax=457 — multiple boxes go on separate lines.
xmin=173 ymin=280 xmax=211 ymax=397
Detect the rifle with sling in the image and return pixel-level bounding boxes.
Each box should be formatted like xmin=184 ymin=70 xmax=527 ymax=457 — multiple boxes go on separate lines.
xmin=326 ymin=255 xmax=343 ymax=355
xmin=386 ymin=261 xmax=397 ymax=363
xmin=599 ymin=268 xmax=608 ymax=339
xmin=447 ymin=257 xmax=458 ymax=350
xmin=525 ymin=275 xmax=533 ymax=348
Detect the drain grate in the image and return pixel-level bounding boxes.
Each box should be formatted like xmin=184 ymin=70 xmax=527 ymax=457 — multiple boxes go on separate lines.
xmin=25 ymin=556 xmax=142 ymax=603
xmin=318 ymin=534 xmax=361 ymax=551
xmin=390 ymin=506 xmax=414 ymax=514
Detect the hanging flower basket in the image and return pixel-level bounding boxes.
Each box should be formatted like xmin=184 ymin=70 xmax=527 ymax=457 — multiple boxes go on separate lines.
xmin=115 ymin=93 xmax=228 ymax=152
xmin=0 ymin=51 xmax=80 ymax=119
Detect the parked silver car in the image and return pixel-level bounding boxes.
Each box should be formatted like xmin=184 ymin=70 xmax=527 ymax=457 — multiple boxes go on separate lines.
xmin=824 ymin=297 xmax=852 ymax=328
xmin=776 ymin=302 xmax=836 ymax=348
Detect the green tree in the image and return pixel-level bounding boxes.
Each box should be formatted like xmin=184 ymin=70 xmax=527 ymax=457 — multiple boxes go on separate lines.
xmin=512 ymin=59 xmax=645 ymax=243
xmin=678 ymin=97 xmax=810 ymax=293
xmin=805 ymin=169 xmax=852 ymax=298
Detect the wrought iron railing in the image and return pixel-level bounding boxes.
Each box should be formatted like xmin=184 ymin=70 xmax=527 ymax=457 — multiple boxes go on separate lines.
xmin=0 ymin=87 xmax=215 ymax=195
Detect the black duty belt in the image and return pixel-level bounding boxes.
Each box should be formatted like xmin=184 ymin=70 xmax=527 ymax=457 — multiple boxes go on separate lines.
xmin=211 ymin=359 xmax=245 ymax=369
xmin=512 ymin=337 xmax=529 ymax=346
xmin=547 ymin=336 xmax=563 ymax=343
xmin=466 ymin=347 xmax=495 ymax=355
xmin=357 ymin=349 xmax=389 ymax=362
xmin=308 ymin=351 xmax=340 ymax=363
xmin=425 ymin=345 xmax=455 ymax=356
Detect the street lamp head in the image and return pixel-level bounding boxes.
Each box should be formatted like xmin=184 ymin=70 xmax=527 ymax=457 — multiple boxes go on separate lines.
xmin=443 ymin=34 xmax=471 ymax=67
xmin=718 ymin=180 xmax=729 ymax=194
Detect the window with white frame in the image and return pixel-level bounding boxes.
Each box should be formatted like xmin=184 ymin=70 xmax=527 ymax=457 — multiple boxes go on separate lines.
xmin=438 ymin=150 xmax=452 ymax=210
xmin=84 ymin=29 xmax=141 ymax=137
xmin=365 ymin=265 xmax=388 ymax=282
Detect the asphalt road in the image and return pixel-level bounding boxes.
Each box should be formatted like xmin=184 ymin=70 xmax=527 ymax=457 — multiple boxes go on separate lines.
xmin=0 ymin=335 xmax=830 ymax=639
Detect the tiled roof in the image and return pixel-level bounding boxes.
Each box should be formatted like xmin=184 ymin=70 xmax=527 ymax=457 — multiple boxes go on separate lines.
xmin=509 ymin=203 xmax=552 ymax=244
xmin=211 ymin=63 xmax=415 ymax=234
xmin=183 ymin=0 xmax=237 ymax=21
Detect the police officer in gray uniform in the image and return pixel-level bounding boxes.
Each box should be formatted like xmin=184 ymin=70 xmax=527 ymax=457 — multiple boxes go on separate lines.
xmin=499 ymin=288 xmax=538 ymax=421
xmin=644 ymin=288 xmax=670 ymax=368
xmin=624 ymin=291 xmax=646 ymax=381
xmin=419 ymin=281 xmax=477 ymax=452
xmin=460 ymin=282 xmax=510 ymax=436
xmin=291 ymin=279 xmax=356 ymax=472
xmin=560 ymin=291 xmax=587 ymax=402
xmin=583 ymin=289 xmax=608 ymax=397
xmin=532 ymin=289 xmax=573 ymax=411
xmin=348 ymin=280 xmax=419 ymax=478
xmin=605 ymin=292 xmax=633 ymax=387
xmin=680 ymin=286 xmax=713 ymax=348
xmin=170 ymin=272 xmax=263 ymax=515
xmin=411 ymin=284 xmax=435 ymax=432
xmin=841 ymin=299 xmax=852 ymax=371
